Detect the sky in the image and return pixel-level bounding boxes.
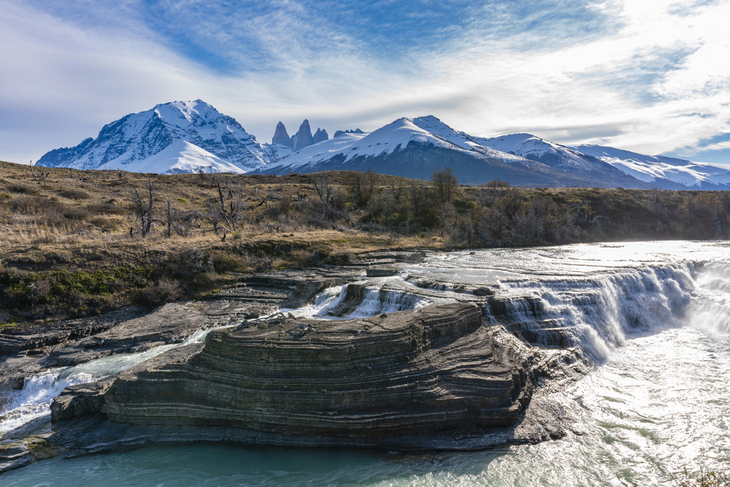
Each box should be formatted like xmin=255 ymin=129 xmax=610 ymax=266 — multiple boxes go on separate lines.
xmin=1 ymin=0 xmax=730 ymax=165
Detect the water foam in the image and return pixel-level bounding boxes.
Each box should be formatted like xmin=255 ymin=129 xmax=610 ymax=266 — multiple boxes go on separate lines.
xmin=0 ymin=324 xmax=232 ymax=438
xmin=486 ymin=264 xmax=697 ymax=360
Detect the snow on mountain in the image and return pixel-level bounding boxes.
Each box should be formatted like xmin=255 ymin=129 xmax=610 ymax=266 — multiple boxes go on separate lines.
xmin=266 ymin=132 xmax=366 ymax=171
xmin=36 ymin=102 xmax=726 ymax=189
xmin=262 ymin=116 xmax=648 ymax=188
xmin=36 ymin=100 xmax=268 ymax=173
xmin=409 ymin=116 xmax=527 ymax=163
xmin=574 ymin=145 xmax=730 ymax=189
xmin=477 ymin=133 xmax=599 ymax=173
xmin=96 ymin=139 xmax=245 ymax=174
xmin=266 ymin=116 xmax=521 ymax=172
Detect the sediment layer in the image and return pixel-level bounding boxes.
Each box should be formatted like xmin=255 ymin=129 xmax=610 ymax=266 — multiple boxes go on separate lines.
xmin=93 ymin=303 xmax=530 ymax=443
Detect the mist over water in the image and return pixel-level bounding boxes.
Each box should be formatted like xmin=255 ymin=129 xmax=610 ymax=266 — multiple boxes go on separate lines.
xmin=2 ymin=242 xmax=729 ymax=486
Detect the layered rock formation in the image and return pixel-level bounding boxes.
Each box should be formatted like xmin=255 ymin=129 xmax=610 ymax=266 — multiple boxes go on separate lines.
xmin=271 ymin=121 xmax=293 ymax=147
xmin=62 ymin=303 xmax=531 ymax=447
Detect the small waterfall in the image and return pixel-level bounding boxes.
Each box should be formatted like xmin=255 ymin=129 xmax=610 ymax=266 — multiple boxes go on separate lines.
xmin=485 ymin=264 xmax=699 ymax=361
xmin=285 ymin=277 xmax=437 ymax=320
xmin=0 ymin=324 xmax=232 ymax=438
xmin=329 ymin=279 xmax=432 ymax=319
xmin=0 ymin=370 xmax=94 ymax=436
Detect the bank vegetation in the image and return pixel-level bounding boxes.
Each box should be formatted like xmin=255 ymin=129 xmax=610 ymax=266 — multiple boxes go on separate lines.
xmin=1 ymin=160 xmax=729 ymax=323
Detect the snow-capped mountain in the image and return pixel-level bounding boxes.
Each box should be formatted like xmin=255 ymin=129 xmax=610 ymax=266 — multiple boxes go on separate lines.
xmin=33 ymin=100 xmax=727 ymax=188
xmin=574 ymin=145 xmax=730 ymax=190
xmin=262 ymin=116 xmax=649 ymax=188
xmin=36 ymin=100 xmax=269 ymax=174
xmin=478 ymin=133 xmax=604 ymax=173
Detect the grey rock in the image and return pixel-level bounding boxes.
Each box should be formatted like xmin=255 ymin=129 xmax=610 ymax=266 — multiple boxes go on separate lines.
xmin=272 ymin=121 xmax=293 ymax=147
xmin=366 ymin=266 xmax=398 ymax=277
xmin=293 ymin=120 xmax=314 ymax=151
xmin=313 ymin=128 xmax=329 ymax=144
xmin=99 ymin=303 xmax=531 ymax=444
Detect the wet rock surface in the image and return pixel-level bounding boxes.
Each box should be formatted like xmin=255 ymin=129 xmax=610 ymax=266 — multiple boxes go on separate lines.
xmin=1 ymin=252 xmax=583 ymax=471
xmin=49 ymin=303 xmax=573 ymax=455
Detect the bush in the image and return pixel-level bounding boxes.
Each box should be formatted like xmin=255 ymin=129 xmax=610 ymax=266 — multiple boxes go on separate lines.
xmin=212 ymin=253 xmax=242 ymax=273
xmin=8 ymin=196 xmax=90 ymax=220
xmin=87 ymin=202 xmax=127 ymax=215
xmin=135 ymin=279 xmax=182 ymax=307
xmin=58 ymin=188 xmax=91 ymax=200
xmin=6 ymin=184 xmax=39 ymax=195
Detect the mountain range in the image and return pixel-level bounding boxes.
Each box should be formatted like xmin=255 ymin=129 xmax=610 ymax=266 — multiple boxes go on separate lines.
xmin=35 ymin=100 xmax=730 ymax=190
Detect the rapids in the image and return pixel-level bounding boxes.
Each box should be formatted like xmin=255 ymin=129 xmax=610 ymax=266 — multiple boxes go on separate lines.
xmin=1 ymin=241 xmax=729 ymax=486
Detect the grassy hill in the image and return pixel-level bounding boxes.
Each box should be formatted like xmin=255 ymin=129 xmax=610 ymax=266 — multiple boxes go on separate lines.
xmin=1 ymin=160 xmax=728 ymax=323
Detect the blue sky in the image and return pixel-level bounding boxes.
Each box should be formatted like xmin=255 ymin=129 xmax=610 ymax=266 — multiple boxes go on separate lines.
xmin=1 ymin=0 xmax=729 ymax=164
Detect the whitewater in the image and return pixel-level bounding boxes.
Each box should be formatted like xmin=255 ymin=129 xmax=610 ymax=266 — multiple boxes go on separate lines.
xmin=1 ymin=241 xmax=728 ymax=486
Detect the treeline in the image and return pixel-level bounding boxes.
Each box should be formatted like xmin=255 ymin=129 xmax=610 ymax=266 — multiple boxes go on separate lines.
xmin=1 ymin=161 xmax=729 ymax=322
xmin=344 ymin=168 xmax=730 ymax=246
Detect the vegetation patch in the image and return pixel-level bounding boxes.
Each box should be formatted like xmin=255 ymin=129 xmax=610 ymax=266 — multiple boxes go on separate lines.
xmin=1 ymin=160 xmax=729 ymax=324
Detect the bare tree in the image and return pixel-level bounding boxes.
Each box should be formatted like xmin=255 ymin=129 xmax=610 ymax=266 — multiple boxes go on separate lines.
xmin=131 ymin=179 xmax=155 ymax=237
xmin=164 ymin=200 xmax=179 ymax=238
xmin=347 ymin=169 xmax=378 ymax=208
xmin=431 ymin=166 xmax=458 ymax=206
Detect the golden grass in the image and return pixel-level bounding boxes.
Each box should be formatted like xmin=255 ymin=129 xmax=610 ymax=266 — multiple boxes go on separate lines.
xmin=0 ymin=161 xmax=445 ymax=275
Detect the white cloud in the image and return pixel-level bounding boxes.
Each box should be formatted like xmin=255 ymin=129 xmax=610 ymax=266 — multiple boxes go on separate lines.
xmin=1 ymin=0 xmax=729 ymax=164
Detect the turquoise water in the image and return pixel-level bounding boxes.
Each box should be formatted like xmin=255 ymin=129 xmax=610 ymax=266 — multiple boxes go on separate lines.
xmin=4 ymin=327 xmax=727 ymax=486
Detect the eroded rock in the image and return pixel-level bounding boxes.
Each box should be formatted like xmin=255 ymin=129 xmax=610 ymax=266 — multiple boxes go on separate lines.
xmin=67 ymin=303 xmax=532 ymax=449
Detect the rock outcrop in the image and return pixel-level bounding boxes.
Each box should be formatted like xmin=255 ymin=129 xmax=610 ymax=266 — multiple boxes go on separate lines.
xmin=333 ymin=129 xmax=364 ymax=138
xmin=293 ymin=120 xmax=314 ymax=151
xmin=313 ymin=128 xmax=329 ymax=144
xmin=70 ymin=303 xmax=531 ymax=448
xmin=271 ymin=121 xmax=293 ymax=147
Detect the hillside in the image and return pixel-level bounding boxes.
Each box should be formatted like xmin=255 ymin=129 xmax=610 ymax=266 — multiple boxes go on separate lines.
xmin=2 ymin=160 xmax=729 ymax=323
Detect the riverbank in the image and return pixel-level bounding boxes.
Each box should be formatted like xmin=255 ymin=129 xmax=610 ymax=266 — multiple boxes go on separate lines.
xmin=1 ymin=242 xmax=728 ymax=484
xmin=3 ymin=160 xmax=729 ymax=325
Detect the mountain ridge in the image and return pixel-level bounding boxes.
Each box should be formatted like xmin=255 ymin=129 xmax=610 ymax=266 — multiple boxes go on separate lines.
xmin=34 ymin=99 xmax=728 ymax=189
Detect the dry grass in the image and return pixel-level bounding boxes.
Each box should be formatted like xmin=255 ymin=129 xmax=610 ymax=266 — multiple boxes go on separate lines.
xmin=0 ymin=161 xmax=444 ymax=275
xmin=2 ymin=159 xmax=727 ymax=322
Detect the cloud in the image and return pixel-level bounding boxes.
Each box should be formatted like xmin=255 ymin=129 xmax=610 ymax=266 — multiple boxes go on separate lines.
xmin=1 ymin=0 xmax=730 ymax=165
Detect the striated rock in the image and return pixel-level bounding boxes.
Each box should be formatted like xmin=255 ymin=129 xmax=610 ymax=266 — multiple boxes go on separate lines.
xmin=97 ymin=303 xmax=531 ymax=447
xmin=271 ymin=121 xmax=293 ymax=147
xmin=366 ymin=266 xmax=398 ymax=277
xmin=51 ymin=379 xmax=115 ymax=423
xmin=313 ymin=128 xmax=329 ymax=144
xmin=293 ymin=120 xmax=314 ymax=151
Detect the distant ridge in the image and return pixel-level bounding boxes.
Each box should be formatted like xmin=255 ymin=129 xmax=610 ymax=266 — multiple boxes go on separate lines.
xmin=35 ymin=100 xmax=729 ymax=189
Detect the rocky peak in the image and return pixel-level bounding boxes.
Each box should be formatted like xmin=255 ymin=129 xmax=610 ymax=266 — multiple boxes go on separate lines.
xmin=313 ymin=128 xmax=329 ymax=144
xmin=333 ymin=128 xmax=364 ymax=138
xmin=293 ymin=119 xmax=314 ymax=151
xmin=272 ymin=121 xmax=293 ymax=147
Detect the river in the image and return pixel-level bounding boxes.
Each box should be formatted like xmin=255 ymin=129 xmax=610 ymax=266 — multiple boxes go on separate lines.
xmin=2 ymin=241 xmax=729 ymax=486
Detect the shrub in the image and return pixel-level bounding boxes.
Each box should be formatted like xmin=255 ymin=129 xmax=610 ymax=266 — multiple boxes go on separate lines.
xmin=6 ymin=184 xmax=38 ymax=195
xmin=87 ymin=202 xmax=127 ymax=215
xmin=135 ymin=279 xmax=182 ymax=307
xmin=212 ymin=253 xmax=242 ymax=274
xmin=88 ymin=216 xmax=118 ymax=232
xmin=57 ymin=188 xmax=91 ymax=200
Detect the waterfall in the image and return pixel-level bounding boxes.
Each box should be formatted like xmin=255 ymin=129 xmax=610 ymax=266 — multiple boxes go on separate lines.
xmin=483 ymin=264 xmax=698 ymax=361
xmin=0 ymin=324 xmax=232 ymax=438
